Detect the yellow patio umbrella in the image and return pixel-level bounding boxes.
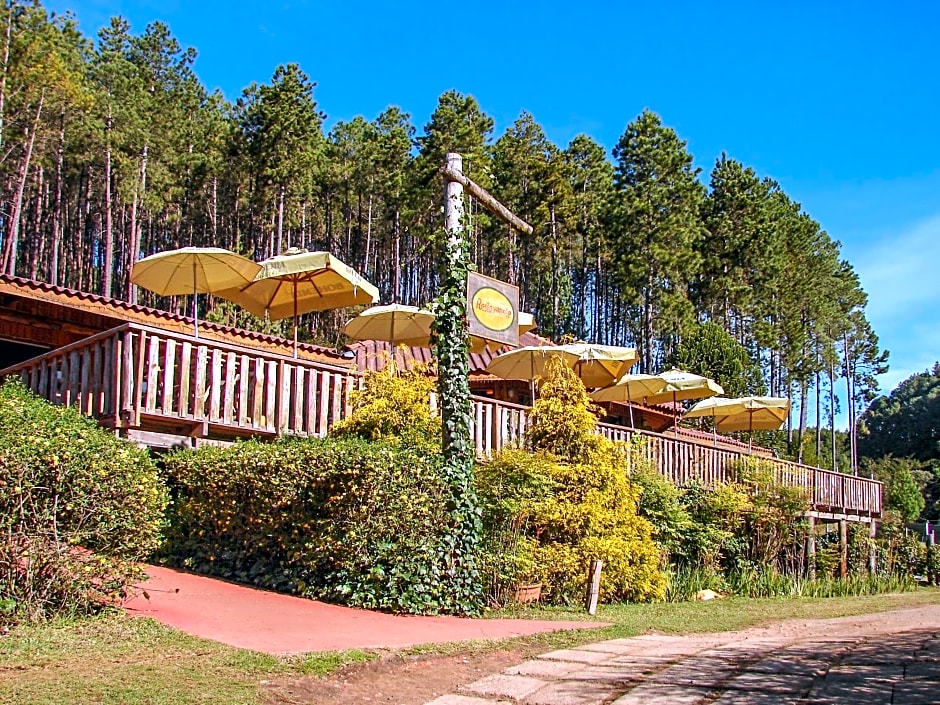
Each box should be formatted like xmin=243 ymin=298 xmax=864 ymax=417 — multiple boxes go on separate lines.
xmin=343 ymin=303 xmax=435 ymax=347
xmin=589 ymin=373 xmax=669 ymax=428
xmin=557 ymin=343 xmax=639 ymax=389
xmin=343 ymin=303 xmax=434 ymax=371
xmin=684 ymin=396 xmax=791 ymax=432
xmin=217 ymin=248 xmax=379 ymax=356
xmin=644 ymin=368 xmax=724 ymax=405
xmin=644 ymin=368 xmax=724 ymax=435
xmin=130 ymin=246 xmax=261 ymax=337
xmin=485 ymin=345 xmax=581 ymax=402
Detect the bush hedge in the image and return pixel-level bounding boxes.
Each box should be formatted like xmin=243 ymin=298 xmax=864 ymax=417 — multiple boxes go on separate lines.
xmin=0 ymin=377 xmax=167 ymax=625
xmin=160 ymin=436 xmax=476 ymax=615
xmin=477 ymin=359 xmax=666 ymax=606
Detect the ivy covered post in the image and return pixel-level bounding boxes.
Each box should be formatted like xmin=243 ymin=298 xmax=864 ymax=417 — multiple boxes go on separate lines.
xmin=435 ymin=152 xmax=482 ymax=613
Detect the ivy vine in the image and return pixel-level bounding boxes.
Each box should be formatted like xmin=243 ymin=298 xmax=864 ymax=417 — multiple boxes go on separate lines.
xmin=432 ymin=216 xmax=483 ymax=615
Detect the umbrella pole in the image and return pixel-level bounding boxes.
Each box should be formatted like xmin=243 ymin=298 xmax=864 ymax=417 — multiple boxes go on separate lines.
xmin=388 ymin=309 xmax=397 ymax=376
xmin=674 ymin=392 xmax=679 ymax=437
xmin=292 ymin=280 xmax=298 ymax=359
xmin=192 ymin=260 xmax=199 ymax=338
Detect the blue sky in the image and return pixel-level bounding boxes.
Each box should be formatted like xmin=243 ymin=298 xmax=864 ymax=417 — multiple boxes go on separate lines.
xmin=48 ymin=0 xmax=940 ymax=414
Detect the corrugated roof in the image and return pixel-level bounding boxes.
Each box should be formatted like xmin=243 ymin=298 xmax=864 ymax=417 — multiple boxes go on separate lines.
xmin=0 ymin=274 xmax=347 ymax=365
xmin=345 ymin=330 xmax=554 ymax=374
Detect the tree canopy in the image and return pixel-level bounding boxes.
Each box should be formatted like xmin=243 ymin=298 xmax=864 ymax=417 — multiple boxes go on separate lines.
xmin=859 ymin=363 xmax=940 ymax=463
xmin=0 ymin=1 xmax=888 ymax=470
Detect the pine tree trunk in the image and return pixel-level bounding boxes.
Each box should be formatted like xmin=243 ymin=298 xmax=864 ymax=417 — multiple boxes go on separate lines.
xmin=28 ymin=165 xmax=43 ymax=279
xmin=550 ymin=203 xmax=558 ymax=335
xmin=3 ymin=90 xmax=43 ymax=275
xmin=393 ymin=207 xmax=401 ymax=302
xmin=797 ymin=379 xmax=808 ymax=464
xmin=815 ymin=369 xmax=822 ymax=462
xmin=102 ymin=113 xmax=114 ymax=296
xmin=842 ymin=332 xmax=856 ymax=475
xmin=49 ymin=115 xmax=65 ymax=285
xmin=277 ymin=184 xmax=285 ymax=251
xmin=127 ymin=143 xmax=148 ymax=303
xmin=0 ymin=3 xmax=12 ymax=154
xmin=363 ymin=177 xmax=373 ymax=275
xmin=829 ymin=365 xmax=838 ymax=472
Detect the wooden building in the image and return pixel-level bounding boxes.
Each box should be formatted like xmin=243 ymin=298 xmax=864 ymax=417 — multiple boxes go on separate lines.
xmin=0 ymin=274 xmax=882 ymax=538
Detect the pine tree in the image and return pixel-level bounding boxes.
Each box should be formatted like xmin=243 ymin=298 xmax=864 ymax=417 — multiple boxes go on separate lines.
xmin=608 ymin=110 xmax=705 ymax=371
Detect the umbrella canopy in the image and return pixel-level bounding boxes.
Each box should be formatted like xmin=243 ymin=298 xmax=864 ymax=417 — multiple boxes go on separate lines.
xmin=485 ymin=345 xmax=580 ymax=381
xmin=343 ymin=304 xmax=435 ymax=348
xmin=485 ymin=345 xmax=581 ymax=401
xmin=589 ymin=373 xmax=669 ymax=403
xmin=218 ymin=249 xmax=379 ymax=320
xmin=217 ymin=249 xmax=379 ymax=356
xmin=589 ymin=373 xmax=669 ymax=429
xmin=131 ymin=246 xmax=261 ymax=296
xmin=684 ymin=396 xmax=791 ymax=432
xmin=130 ymin=246 xmax=261 ymax=337
xmin=557 ymin=343 xmax=639 ymax=388
xmin=644 ymin=368 xmax=724 ymax=406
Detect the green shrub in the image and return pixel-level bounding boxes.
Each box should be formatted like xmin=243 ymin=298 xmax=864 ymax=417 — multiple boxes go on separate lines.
xmin=475 ymin=449 xmax=557 ymax=605
xmin=477 ymin=360 xmax=666 ymax=605
xmin=160 ymin=436 xmax=476 ymax=615
xmin=876 ymin=513 xmax=928 ymax=579
xmin=0 ymin=377 xmax=167 ymax=625
xmin=725 ymin=456 xmax=810 ymax=571
xmin=677 ymin=479 xmax=750 ymax=570
xmin=632 ymin=458 xmax=693 ymax=559
xmin=330 ymin=364 xmax=440 ymax=451
xmin=926 ymin=543 xmax=940 ymax=585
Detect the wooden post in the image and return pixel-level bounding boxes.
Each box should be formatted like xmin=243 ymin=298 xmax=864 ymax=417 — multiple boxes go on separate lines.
xmin=585 ymin=560 xmax=603 ymax=615
xmin=839 ymin=519 xmax=848 ymax=578
xmin=869 ymin=520 xmax=878 ymax=574
xmin=807 ymin=515 xmax=816 ymax=580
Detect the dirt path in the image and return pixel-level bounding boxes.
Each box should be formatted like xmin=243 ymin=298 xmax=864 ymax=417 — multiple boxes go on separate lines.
xmin=263 ymin=606 xmax=940 ymax=704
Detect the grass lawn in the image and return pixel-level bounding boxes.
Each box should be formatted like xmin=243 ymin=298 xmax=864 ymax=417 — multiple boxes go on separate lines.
xmin=2 ymin=589 xmax=939 ymax=705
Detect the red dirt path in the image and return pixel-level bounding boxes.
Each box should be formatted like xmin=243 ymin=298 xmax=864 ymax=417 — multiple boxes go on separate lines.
xmin=125 ymin=565 xmax=606 ymax=655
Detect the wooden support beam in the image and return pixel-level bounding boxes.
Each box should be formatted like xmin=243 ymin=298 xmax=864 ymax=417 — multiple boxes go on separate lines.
xmin=807 ymin=515 xmax=816 ymax=580
xmin=440 ymin=164 xmax=534 ymax=235
xmin=839 ymin=519 xmax=848 ymax=578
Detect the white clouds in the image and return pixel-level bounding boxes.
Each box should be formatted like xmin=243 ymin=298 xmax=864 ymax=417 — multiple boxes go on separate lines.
xmin=853 ymin=214 xmax=940 ymax=320
xmin=849 ymin=214 xmax=940 ymax=398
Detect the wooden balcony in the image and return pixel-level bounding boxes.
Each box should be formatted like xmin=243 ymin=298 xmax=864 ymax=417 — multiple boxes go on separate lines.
xmin=469 ymin=398 xmax=882 ymax=520
xmin=1 ymin=325 xmax=881 ymax=519
xmin=1 ymin=323 xmax=355 ymax=447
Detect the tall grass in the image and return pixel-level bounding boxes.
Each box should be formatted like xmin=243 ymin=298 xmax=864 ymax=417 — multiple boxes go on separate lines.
xmin=667 ymin=565 xmax=916 ymax=601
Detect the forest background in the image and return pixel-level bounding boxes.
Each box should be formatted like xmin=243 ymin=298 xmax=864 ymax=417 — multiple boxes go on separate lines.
xmin=0 ymin=1 xmax=936 ymax=485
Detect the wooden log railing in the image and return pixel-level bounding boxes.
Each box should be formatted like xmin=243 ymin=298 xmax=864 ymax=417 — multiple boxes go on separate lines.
xmin=2 ymin=323 xmax=357 ymax=439
xmin=1 ymin=329 xmax=881 ymax=518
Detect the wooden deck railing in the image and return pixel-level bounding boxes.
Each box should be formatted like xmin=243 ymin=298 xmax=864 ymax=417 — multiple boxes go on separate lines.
xmin=470 ymin=397 xmax=881 ymax=517
xmin=2 ymin=323 xmax=356 ymax=438
xmin=1 ymin=328 xmax=880 ymax=518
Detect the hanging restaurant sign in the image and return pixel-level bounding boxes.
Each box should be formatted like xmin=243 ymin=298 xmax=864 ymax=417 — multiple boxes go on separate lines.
xmin=467 ymin=271 xmax=519 ymax=348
